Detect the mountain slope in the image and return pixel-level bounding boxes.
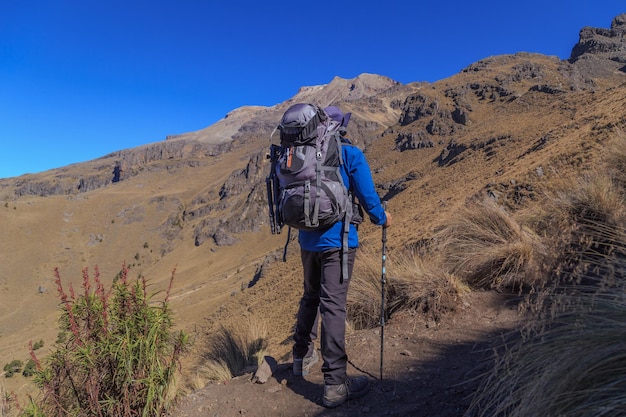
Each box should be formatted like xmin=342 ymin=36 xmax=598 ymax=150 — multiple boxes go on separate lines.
xmin=1 ymin=14 xmax=625 ymax=415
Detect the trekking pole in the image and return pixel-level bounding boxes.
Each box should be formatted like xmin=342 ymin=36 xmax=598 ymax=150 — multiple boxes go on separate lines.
xmin=380 ymin=201 xmax=388 ymax=381
xmin=266 ymin=175 xmax=277 ymax=234
xmin=266 ymin=145 xmax=283 ymax=235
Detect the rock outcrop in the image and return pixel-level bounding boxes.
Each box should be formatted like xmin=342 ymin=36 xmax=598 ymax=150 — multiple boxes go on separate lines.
xmin=569 ymin=13 xmax=626 ymax=80
xmin=570 ymin=14 xmax=626 ymax=63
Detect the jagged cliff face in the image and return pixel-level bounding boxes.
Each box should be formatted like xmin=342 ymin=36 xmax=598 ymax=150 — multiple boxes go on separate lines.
xmin=569 ymin=13 xmax=626 ymax=82
xmin=2 ymin=15 xmax=626 ymax=397
xmin=570 ymin=13 xmax=626 ymax=62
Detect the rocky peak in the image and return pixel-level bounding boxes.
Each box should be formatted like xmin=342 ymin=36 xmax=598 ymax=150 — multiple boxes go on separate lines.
xmin=289 ymin=74 xmax=400 ymax=106
xmin=569 ymin=13 xmax=626 ymax=65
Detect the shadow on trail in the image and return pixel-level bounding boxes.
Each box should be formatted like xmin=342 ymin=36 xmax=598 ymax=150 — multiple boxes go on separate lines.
xmin=297 ymin=296 xmax=524 ymax=417
xmin=311 ymin=329 xmax=519 ymax=417
xmin=272 ymin=326 xmax=520 ymax=417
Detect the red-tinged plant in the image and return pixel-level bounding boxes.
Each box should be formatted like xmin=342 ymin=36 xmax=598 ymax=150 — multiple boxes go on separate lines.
xmin=23 ymin=264 xmax=190 ymax=417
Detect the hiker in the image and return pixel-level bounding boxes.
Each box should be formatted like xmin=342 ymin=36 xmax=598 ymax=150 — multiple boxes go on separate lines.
xmin=291 ymin=105 xmax=392 ymax=408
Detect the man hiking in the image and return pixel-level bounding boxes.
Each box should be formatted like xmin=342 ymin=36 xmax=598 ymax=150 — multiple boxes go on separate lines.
xmin=290 ymin=105 xmax=392 ymax=408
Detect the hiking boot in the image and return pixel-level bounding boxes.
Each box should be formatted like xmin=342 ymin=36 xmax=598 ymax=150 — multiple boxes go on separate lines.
xmin=323 ymin=375 xmax=370 ymax=408
xmin=292 ymin=349 xmax=319 ymax=376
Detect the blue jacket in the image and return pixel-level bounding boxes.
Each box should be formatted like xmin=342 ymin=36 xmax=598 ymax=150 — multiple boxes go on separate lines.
xmin=298 ymin=142 xmax=387 ymax=251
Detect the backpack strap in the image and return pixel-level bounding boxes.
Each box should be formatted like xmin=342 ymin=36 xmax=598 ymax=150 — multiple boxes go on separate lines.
xmin=332 ymin=131 xmax=352 ymax=283
xmin=340 ymin=198 xmax=352 ymax=283
xmin=309 ymin=121 xmax=340 ymax=229
xmin=335 ymin=131 xmax=345 ymax=165
xmin=311 ymin=141 xmax=323 ymax=229
xmin=282 ymin=226 xmax=292 ymax=262
xmin=303 ymin=180 xmax=312 ymax=228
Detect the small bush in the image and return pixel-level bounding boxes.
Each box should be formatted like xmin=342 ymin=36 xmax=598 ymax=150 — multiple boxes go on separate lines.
xmin=23 ymin=264 xmax=190 ymax=417
xmin=54 ymin=332 xmax=66 ymax=344
xmin=3 ymin=360 xmax=23 ymax=378
xmin=1 ymin=377 xmax=13 ymax=416
xmin=22 ymin=359 xmax=36 ymax=378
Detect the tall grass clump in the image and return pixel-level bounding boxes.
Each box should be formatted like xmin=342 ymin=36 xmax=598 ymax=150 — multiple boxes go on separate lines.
xmin=466 ymin=243 xmax=626 ymax=417
xmin=21 ymin=265 xmax=190 ymax=417
xmin=200 ymin=317 xmax=268 ymax=381
xmin=467 ymin=167 xmax=626 ymax=417
xmin=348 ymin=243 xmax=466 ymax=330
xmin=605 ymin=128 xmax=626 ymax=189
xmin=1 ymin=378 xmax=12 ymax=417
xmin=434 ymin=197 xmax=547 ymax=292
xmin=557 ymin=173 xmax=625 ymax=227
xmin=549 ymin=174 xmax=625 ymax=289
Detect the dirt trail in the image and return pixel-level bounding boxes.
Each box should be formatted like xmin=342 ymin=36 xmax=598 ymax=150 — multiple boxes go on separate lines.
xmin=168 ymin=291 xmax=522 ymax=417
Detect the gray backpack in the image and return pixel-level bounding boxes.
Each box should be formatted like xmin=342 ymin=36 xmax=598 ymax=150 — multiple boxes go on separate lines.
xmin=267 ymin=103 xmax=351 ymax=233
xmin=266 ymin=103 xmax=356 ymax=280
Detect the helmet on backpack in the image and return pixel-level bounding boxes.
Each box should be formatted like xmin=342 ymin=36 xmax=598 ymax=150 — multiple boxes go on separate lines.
xmin=278 ymin=103 xmax=328 ymax=146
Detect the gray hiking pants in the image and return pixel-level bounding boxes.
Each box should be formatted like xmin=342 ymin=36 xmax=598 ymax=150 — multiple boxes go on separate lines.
xmin=293 ymin=247 xmax=356 ymax=385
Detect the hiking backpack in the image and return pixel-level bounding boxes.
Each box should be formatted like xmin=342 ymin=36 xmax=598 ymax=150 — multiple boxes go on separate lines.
xmin=266 ymin=103 xmax=352 ymax=234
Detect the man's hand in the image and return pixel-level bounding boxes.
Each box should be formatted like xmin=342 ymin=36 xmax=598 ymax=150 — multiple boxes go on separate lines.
xmin=384 ymin=210 xmax=392 ymax=227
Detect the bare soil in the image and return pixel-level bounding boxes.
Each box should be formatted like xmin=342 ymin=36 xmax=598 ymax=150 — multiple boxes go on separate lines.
xmin=167 ymin=290 xmax=523 ymax=417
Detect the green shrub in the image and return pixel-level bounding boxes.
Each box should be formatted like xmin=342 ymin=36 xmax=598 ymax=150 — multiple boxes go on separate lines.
xmin=3 ymin=360 xmax=23 ymax=378
xmin=54 ymin=332 xmax=66 ymax=344
xmin=22 ymin=359 xmax=37 ymax=377
xmin=23 ymin=264 xmax=190 ymax=417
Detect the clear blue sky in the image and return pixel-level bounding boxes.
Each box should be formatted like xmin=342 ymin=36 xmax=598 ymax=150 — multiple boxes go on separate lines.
xmin=1 ymin=1 xmax=623 ymax=179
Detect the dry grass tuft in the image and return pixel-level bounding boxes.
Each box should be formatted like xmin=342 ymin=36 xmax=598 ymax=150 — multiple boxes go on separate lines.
xmin=193 ymin=360 xmax=234 ymax=387
xmin=556 ymin=173 xmax=625 ymax=226
xmin=201 ymin=317 xmax=268 ymax=381
xmin=605 ymin=128 xmax=626 ymax=189
xmin=348 ymin=243 xmax=465 ymax=330
xmin=434 ymin=197 xmax=547 ymax=291
xmin=544 ymin=173 xmax=626 ymax=289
